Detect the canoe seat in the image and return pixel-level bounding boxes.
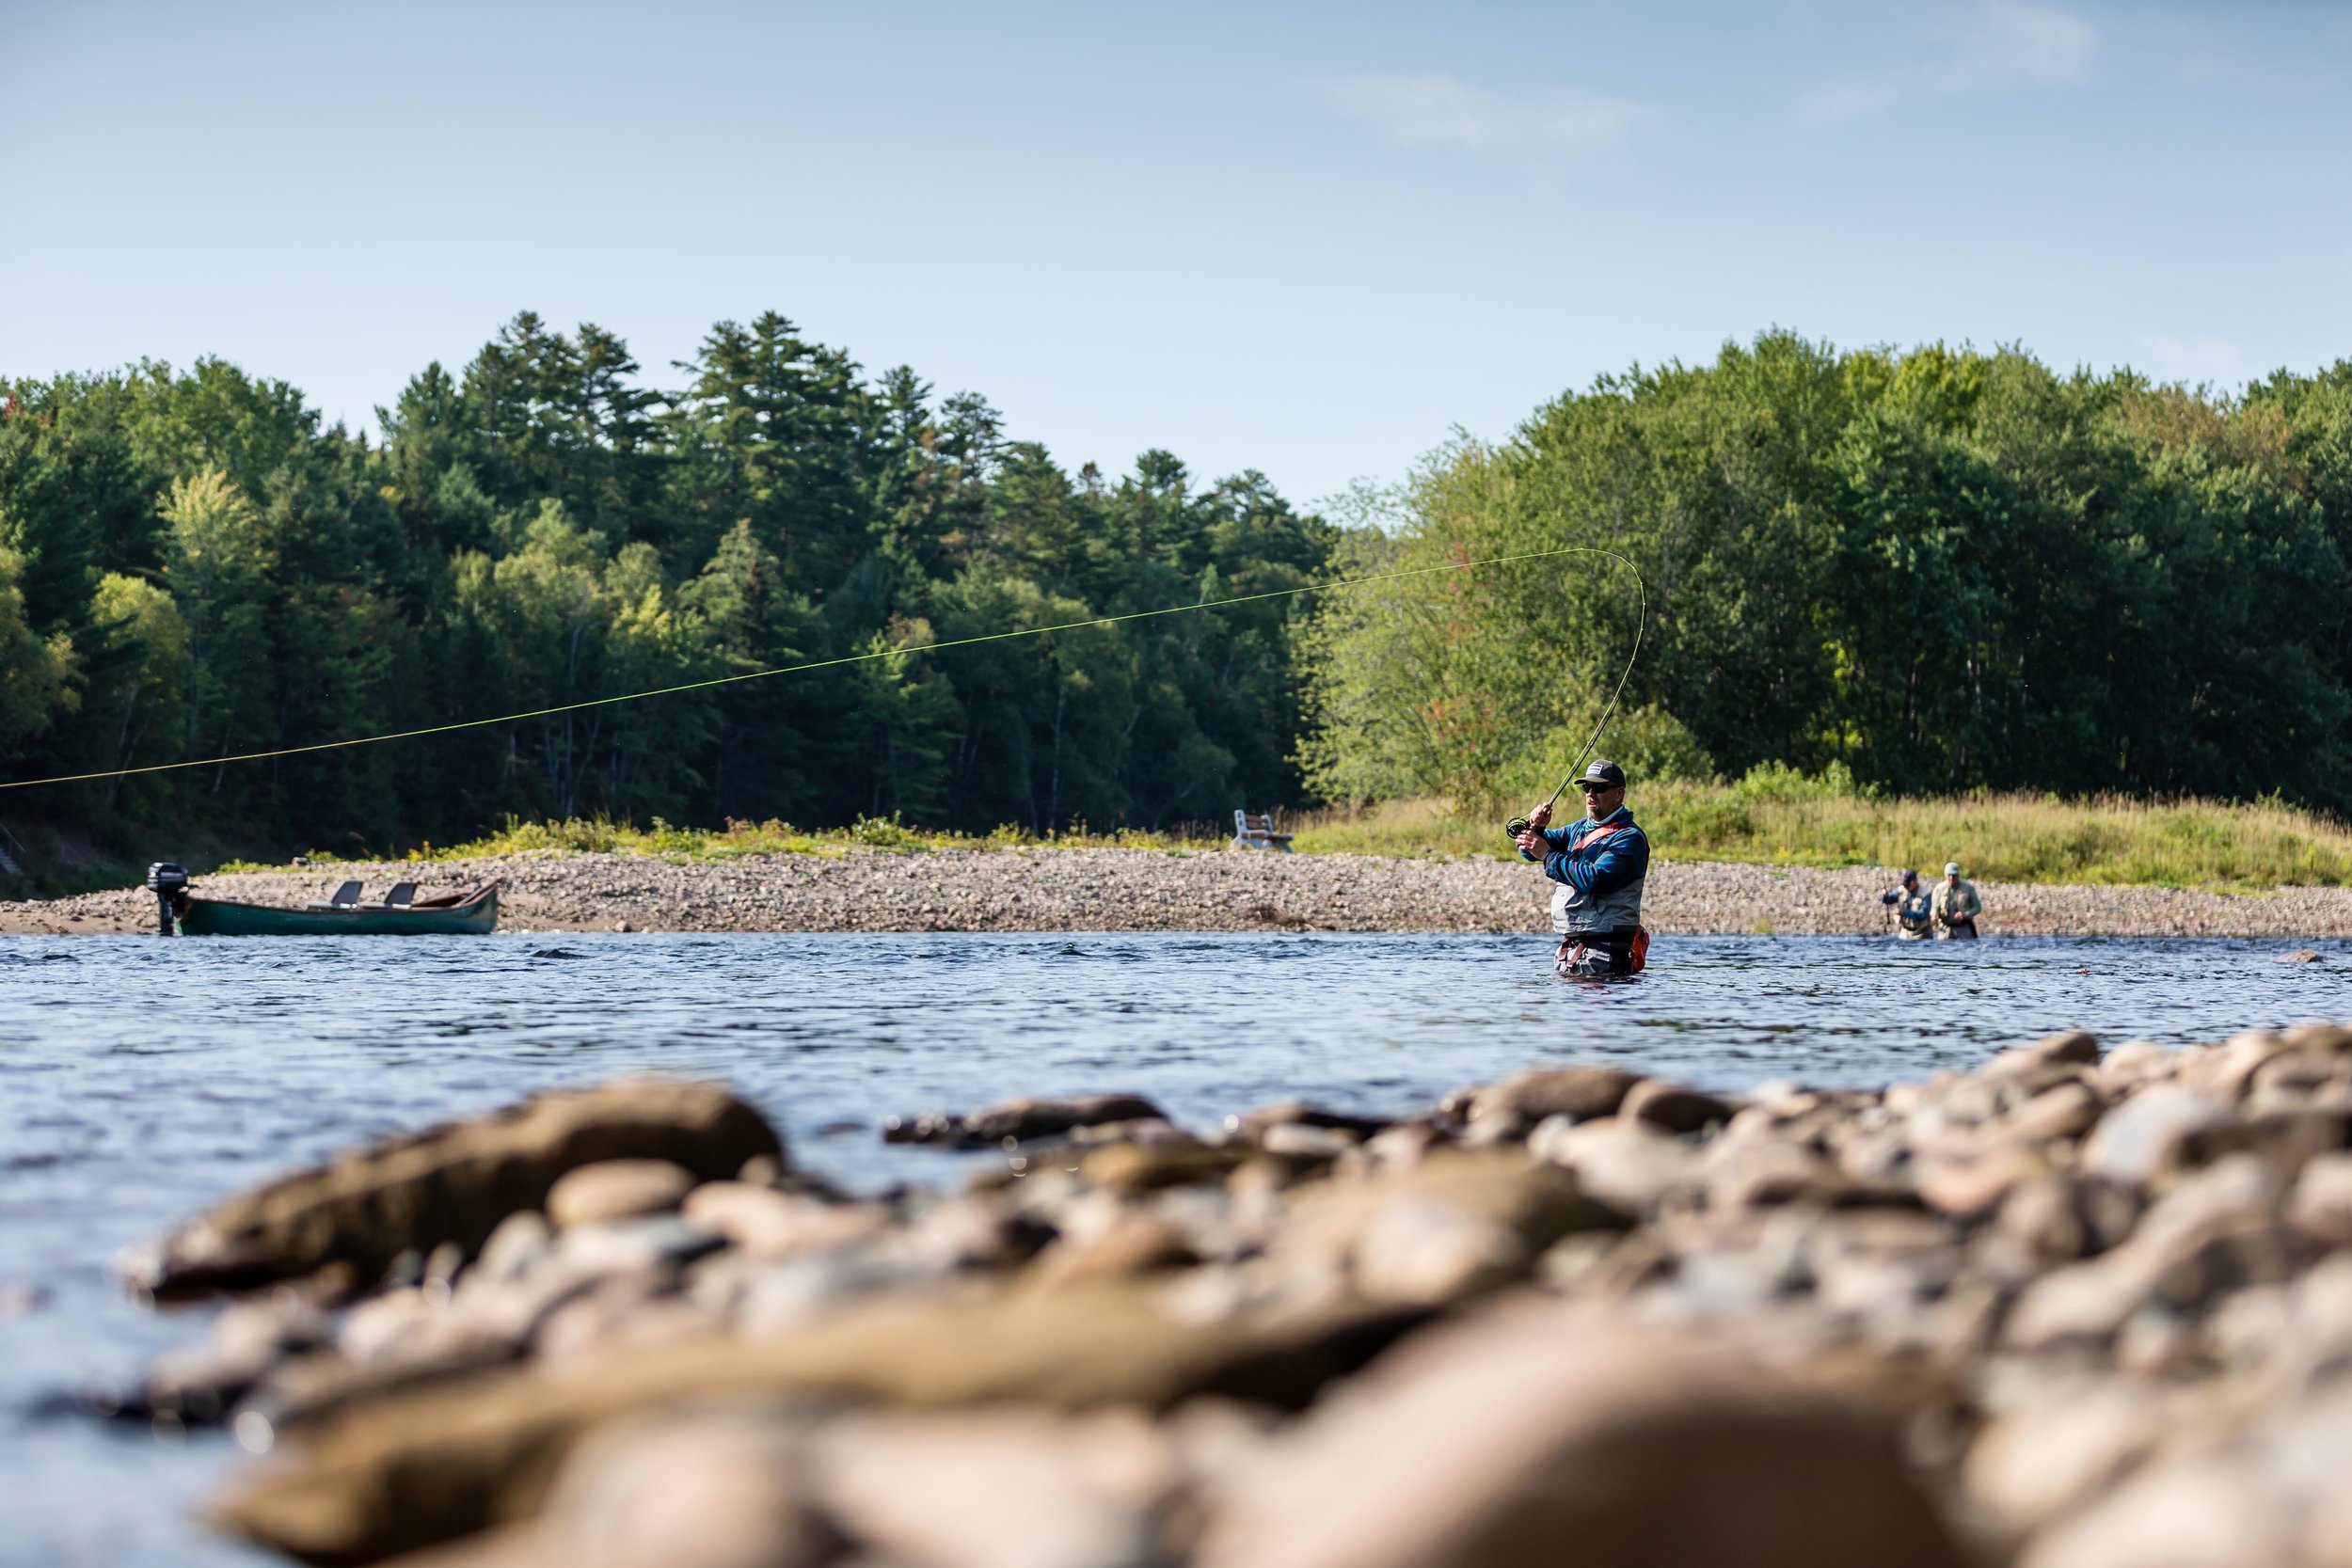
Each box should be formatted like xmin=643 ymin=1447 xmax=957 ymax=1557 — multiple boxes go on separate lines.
xmin=303 ymin=880 xmax=369 ymax=912
xmin=382 ymin=881 xmax=418 ymax=908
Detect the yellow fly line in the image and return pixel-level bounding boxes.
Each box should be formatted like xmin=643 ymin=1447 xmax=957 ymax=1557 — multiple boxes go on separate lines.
xmin=0 ymin=545 xmax=1644 ymax=794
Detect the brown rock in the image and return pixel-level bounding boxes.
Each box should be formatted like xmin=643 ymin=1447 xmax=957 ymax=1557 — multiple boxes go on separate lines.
xmin=1026 ymin=1211 xmax=1199 ymax=1290
xmin=1227 ymin=1101 xmax=1391 ymax=1140
xmin=1988 ymin=1031 xmax=2102 ymax=1076
xmin=1255 ymin=1122 xmax=1359 ymax=1159
xmin=2095 ymin=1042 xmax=2180 ymax=1095
xmin=2001 ymin=1081 xmax=2106 ymax=1143
xmin=1282 ymin=1148 xmax=1629 ymax=1305
xmin=1529 ymin=1118 xmax=1706 ymax=1215
xmin=884 ymin=1092 xmax=1167 ymax=1148
xmin=1917 ymin=1146 xmax=2050 ymax=1221
xmin=389 ymin=1411 xmax=839 ymax=1568
xmin=1196 ymin=1302 xmax=1967 ymax=1568
xmin=1994 ymin=1174 xmax=2137 ymax=1262
xmin=1618 ymin=1080 xmax=1736 ymax=1134
xmin=1707 ymin=1138 xmax=1854 ymax=1210
xmin=1465 ymin=1065 xmax=1641 ymax=1132
xmin=545 ymin=1162 xmax=695 ymax=1230
xmin=1079 ymin=1141 xmax=1248 ymax=1193
xmin=217 ymin=1287 xmax=1432 ymax=1564
xmin=2174 ymin=1107 xmax=2352 ymax=1184
xmin=1964 ymin=1383 xmax=2168 ymax=1534
xmin=2192 ymin=1029 xmax=2296 ymax=1100
xmin=2005 ymin=1157 xmax=2284 ymax=1350
xmin=124 ymin=1082 xmax=783 ymax=1300
xmin=2287 ymin=1150 xmax=2352 ymax=1248
xmin=2079 ymin=1085 xmax=2231 ymax=1187
xmin=812 ymin=1408 xmax=1184 ymax=1568
xmin=2247 ymin=1046 xmax=2348 ymax=1105
xmin=2015 ymin=1455 xmax=2288 ymax=1568
xmin=679 ymin=1183 xmax=887 ymax=1260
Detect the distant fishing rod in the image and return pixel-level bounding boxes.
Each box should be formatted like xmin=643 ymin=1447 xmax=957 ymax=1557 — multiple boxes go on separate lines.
xmin=1 ymin=544 xmax=1639 ymax=796
xmin=1503 ymin=548 xmax=1646 ymax=843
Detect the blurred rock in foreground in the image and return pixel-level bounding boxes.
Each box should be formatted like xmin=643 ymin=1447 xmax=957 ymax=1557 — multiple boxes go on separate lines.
xmin=107 ymin=1019 xmax=2352 ymax=1566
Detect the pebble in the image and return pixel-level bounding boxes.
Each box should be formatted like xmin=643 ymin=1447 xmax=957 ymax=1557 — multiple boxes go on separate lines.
xmin=546 ymin=1160 xmax=697 ymax=1228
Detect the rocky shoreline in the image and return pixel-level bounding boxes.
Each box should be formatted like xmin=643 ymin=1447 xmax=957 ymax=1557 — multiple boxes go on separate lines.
xmin=105 ymin=1021 xmax=2352 ymax=1567
xmin=8 ymin=847 xmax=2352 ymax=937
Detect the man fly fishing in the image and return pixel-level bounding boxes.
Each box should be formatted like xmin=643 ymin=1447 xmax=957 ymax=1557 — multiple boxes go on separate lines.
xmin=1512 ymin=759 xmax=1651 ymax=978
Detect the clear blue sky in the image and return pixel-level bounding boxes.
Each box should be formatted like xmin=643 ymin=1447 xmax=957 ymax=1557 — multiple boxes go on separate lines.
xmin=4 ymin=1 xmax=2347 ymax=506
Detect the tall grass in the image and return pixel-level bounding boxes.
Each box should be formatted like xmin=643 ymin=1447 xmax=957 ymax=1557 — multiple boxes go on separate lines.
xmin=245 ymin=773 xmax=2352 ymax=892
xmin=1290 ymin=773 xmax=2352 ymax=891
xmin=245 ymin=814 xmax=1213 ymax=868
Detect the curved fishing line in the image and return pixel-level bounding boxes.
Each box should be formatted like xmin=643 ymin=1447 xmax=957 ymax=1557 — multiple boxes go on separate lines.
xmin=1540 ymin=548 xmax=1647 ymax=811
xmin=0 ymin=544 xmax=1643 ymax=794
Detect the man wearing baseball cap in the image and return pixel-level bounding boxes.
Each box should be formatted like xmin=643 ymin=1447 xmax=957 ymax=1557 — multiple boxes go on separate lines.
xmin=1513 ymin=759 xmax=1652 ymax=977
xmin=1931 ymin=861 xmax=1981 ymax=940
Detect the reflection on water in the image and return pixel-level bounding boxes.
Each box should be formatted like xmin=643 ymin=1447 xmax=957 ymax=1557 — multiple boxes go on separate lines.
xmin=0 ymin=929 xmax=2344 ymax=1564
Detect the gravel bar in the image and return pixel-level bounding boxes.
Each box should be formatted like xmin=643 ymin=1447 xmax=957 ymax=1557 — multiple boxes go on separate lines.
xmin=6 ymin=849 xmax=2351 ymax=937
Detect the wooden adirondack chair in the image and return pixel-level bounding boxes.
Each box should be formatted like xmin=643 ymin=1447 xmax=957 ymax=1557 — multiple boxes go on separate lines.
xmin=1230 ymin=811 xmax=1295 ymax=851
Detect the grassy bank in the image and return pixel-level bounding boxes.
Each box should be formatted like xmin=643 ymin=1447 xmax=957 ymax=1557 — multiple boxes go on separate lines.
xmin=1290 ymin=778 xmax=2352 ymax=892
xmin=216 ymin=771 xmax=2352 ymax=893
xmin=221 ymin=814 xmax=1203 ymax=870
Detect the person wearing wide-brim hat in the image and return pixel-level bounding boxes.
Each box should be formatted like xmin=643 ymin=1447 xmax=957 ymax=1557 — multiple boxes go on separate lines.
xmin=1513 ymin=759 xmax=1652 ymax=977
xmin=1931 ymin=861 xmax=1981 ymax=940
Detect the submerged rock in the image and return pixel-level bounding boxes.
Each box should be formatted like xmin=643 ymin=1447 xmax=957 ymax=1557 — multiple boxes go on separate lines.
xmin=883 ymin=1092 xmax=1168 ymax=1148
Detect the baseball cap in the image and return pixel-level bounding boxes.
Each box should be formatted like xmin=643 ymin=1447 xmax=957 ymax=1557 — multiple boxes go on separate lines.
xmin=1577 ymin=759 xmax=1626 ymax=789
xmin=1944 ymin=862 xmax=1962 ymax=876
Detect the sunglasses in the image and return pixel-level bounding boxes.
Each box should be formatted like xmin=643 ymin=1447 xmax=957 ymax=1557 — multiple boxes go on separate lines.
xmin=1580 ymin=783 xmax=1616 ymax=792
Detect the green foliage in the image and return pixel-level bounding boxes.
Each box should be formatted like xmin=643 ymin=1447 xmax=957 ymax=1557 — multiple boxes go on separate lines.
xmin=1299 ymin=332 xmax=2352 ymax=818
xmin=348 ymin=812 xmax=1210 ymax=863
xmin=0 ymin=316 xmax=1332 ymax=856
xmin=0 ymin=545 xmax=76 ymax=744
xmin=12 ymin=325 xmax=2352 ymax=884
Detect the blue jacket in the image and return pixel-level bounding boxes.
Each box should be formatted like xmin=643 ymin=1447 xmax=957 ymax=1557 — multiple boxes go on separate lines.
xmin=1521 ymin=805 xmax=1650 ymax=895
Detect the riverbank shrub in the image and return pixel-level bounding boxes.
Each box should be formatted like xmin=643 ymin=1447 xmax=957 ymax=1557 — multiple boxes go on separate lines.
xmin=1297 ymin=335 xmax=2352 ymax=818
xmin=1285 ymin=786 xmax=2352 ymax=891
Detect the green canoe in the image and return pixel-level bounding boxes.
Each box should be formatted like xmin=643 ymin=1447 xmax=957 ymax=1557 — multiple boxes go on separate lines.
xmin=175 ymin=883 xmax=499 ymax=936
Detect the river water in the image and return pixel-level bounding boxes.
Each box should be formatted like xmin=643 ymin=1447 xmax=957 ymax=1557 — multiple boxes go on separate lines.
xmin=2 ymin=929 xmax=2345 ymax=1565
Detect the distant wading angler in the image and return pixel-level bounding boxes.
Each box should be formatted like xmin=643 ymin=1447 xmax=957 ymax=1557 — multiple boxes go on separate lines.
xmin=1882 ymin=869 xmax=1933 ymax=939
xmin=1933 ymin=862 xmax=1982 ymax=940
xmin=1514 ymin=759 xmax=1652 ymax=978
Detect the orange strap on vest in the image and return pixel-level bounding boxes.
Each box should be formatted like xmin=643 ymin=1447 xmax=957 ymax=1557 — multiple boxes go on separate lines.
xmin=1572 ymin=823 xmax=1622 ymax=853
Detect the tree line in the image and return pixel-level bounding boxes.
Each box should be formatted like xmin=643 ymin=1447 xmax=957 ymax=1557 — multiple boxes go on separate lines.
xmin=0 ymin=312 xmax=1334 ymax=855
xmin=1300 ymin=332 xmax=2352 ymax=818
xmin=7 ymin=325 xmax=2352 ymax=864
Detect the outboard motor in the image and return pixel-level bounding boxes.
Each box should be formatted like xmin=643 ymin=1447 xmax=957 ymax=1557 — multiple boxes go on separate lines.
xmin=145 ymin=863 xmax=191 ymax=936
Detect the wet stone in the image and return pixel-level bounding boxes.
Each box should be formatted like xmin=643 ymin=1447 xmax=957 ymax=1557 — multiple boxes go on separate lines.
xmin=1464 ymin=1065 xmax=1643 ymax=1132
xmin=545 ymin=1160 xmax=696 ymax=1229
xmin=884 ymin=1092 xmax=1168 ymax=1149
